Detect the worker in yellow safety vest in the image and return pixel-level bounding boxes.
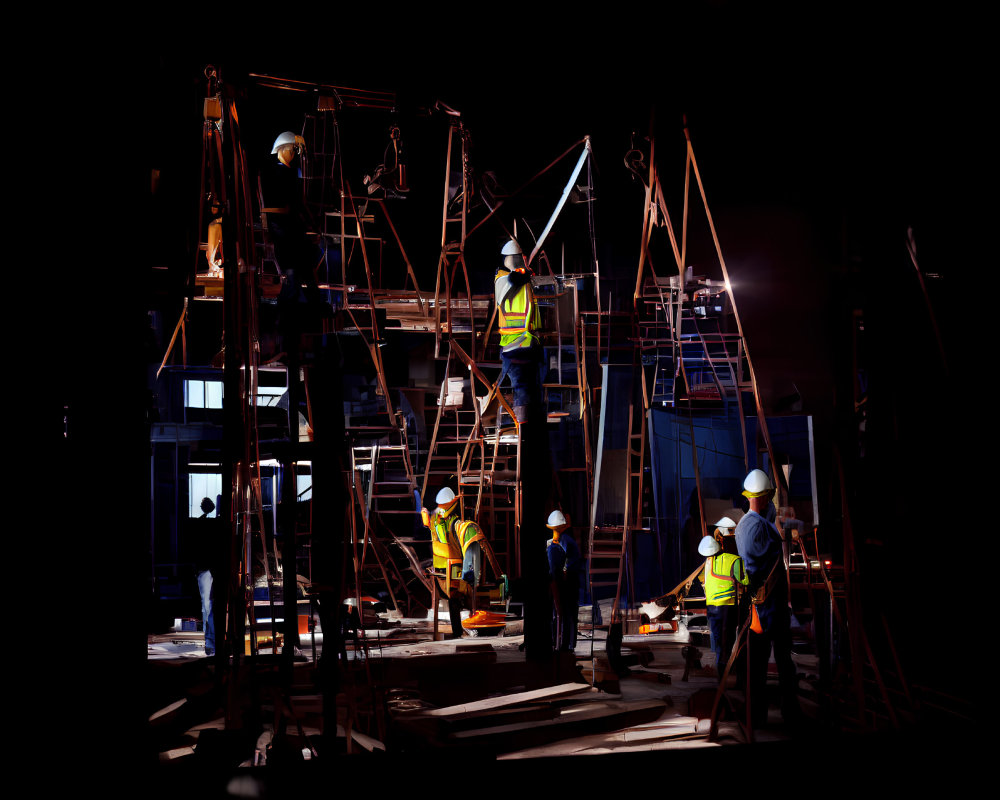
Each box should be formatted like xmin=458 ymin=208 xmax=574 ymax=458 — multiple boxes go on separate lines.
xmin=494 ymin=238 xmax=544 ymax=423
xmin=698 ymin=523 xmax=748 ymax=679
xmin=420 ymin=487 xmax=506 ymax=638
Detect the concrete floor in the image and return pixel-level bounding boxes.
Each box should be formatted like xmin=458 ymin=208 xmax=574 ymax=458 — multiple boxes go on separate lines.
xmin=148 ymin=608 xmax=822 ymax=763
xmin=145 ymin=603 xmax=989 ymax=800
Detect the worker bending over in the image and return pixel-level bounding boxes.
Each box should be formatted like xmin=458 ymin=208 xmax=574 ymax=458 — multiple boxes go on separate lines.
xmin=421 ymin=487 xmax=506 ymax=638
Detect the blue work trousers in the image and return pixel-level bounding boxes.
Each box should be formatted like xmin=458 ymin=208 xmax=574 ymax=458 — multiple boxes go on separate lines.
xmin=197 ymin=569 xmax=215 ymax=655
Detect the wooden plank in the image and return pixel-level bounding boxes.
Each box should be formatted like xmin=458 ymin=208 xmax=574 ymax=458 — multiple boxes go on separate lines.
xmin=442 ymin=703 xmax=558 ymax=732
xmin=149 ymin=698 xmax=187 ymax=724
xmin=158 ymin=746 xmax=197 ymax=763
xmin=417 ymin=682 xmax=596 ymax=717
xmin=496 ymin=712 xmax=709 ymax=759
xmin=449 ymin=699 xmax=668 ymax=751
xmin=451 ymin=699 xmax=667 ymax=739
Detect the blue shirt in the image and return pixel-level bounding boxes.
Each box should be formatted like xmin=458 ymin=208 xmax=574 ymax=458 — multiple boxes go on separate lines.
xmin=547 ymin=540 xmax=567 ymax=578
xmin=734 ymin=510 xmax=783 ymax=581
xmin=561 ymin=532 xmax=583 ymax=575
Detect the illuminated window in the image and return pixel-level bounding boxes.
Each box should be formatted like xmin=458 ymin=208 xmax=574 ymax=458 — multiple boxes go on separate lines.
xmin=189 ymin=472 xmax=222 ymax=518
xmin=297 ymin=471 xmax=313 ymax=502
xmin=256 ymin=385 xmax=285 ymax=407
xmin=184 ymin=379 xmax=223 ymax=409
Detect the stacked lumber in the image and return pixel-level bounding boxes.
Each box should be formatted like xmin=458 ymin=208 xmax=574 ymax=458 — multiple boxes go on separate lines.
xmin=498 ymin=711 xmax=727 ymax=758
xmin=375 ymin=292 xmax=491 ymax=332
xmin=390 ymin=682 xmax=671 ymax=755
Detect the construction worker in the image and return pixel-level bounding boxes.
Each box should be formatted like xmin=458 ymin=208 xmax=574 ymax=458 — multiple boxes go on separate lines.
xmin=262 ymin=132 xmax=314 ymax=278
xmin=205 ymin=204 xmax=224 ymax=275
xmin=712 ymin=515 xmax=739 ymax=555
xmin=494 ymin=238 xmax=544 ymax=423
xmin=546 ymin=510 xmax=582 ymax=651
xmin=734 ymin=469 xmax=802 ymax=728
xmin=697 ymin=532 xmax=748 ymax=678
xmin=193 ymin=497 xmax=219 ymax=656
xmin=421 ymin=487 xmax=504 ymax=639
xmin=260 ymin=131 xmax=325 ymax=352
xmin=777 ymin=506 xmax=804 ymax=567
xmin=715 ymin=515 xmax=737 ymax=537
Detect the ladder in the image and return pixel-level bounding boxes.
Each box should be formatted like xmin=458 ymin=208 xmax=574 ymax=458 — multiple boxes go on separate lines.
xmin=433 ymin=115 xmax=476 ymax=360
xmin=640 ymin=273 xmax=751 ymax=409
xmin=346 ymin=467 xmax=428 ymax=623
xmin=350 ymin=420 xmax=417 ymax=518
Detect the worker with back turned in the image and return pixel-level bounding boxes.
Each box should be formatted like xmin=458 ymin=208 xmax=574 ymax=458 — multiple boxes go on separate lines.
xmin=698 ymin=517 xmax=748 ymax=679
xmin=734 ymin=468 xmax=803 ymax=729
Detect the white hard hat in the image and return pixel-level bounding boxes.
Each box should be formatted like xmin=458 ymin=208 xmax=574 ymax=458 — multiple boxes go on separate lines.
xmin=435 ymin=486 xmax=458 ymax=515
xmin=698 ymin=536 xmax=721 ymax=557
xmin=546 ymin=509 xmax=567 ymax=529
xmin=714 ymin=516 xmax=737 ymax=531
xmin=436 ymin=486 xmax=456 ymax=505
xmin=271 ymin=131 xmax=298 ymax=154
xmin=742 ymin=468 xmax=774 ymax=498
xmin=501 ymin=238 xmax=523 ymax=256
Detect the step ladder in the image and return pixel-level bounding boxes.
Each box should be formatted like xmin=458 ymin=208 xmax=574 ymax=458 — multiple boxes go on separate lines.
xmin=588 ymin=524 xmax=627 ymax=610
xmin=350 ymin=440 xmax=416 ymax=518
xmin=346 ymin=467 xmax=429 ymax=620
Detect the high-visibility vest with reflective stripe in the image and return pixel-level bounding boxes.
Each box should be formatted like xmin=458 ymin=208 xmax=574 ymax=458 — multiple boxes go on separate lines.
xmin=430 ymin=515 xmax=461 ymax=570
xmin=430 ymin=514 xmax=485 ymax=562
xmin=704 ymin=552 xmax=747 ymax=606
xmin=455 ymin=519 xmax=486 ymax=554
xmin=495 ymin=269 xmax=540 ymax=351
xmin=429 ymin=514 xmax=486 ymax=590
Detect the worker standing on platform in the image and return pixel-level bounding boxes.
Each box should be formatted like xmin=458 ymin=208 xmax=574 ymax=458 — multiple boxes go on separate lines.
xmin=546 ymin=510 xmax=581 ymax=652
xmin=260 ymin=131 xmax=326 ymax=352
xmin=494 ymin=238 xmax=544 ymax=423
xmin=697 ymin=525 xmax=748 ymax=678
xmin=734 ymin=469 xmax=802 ymax=728
xmin=421 ymin=487 xmax=504 ymax=639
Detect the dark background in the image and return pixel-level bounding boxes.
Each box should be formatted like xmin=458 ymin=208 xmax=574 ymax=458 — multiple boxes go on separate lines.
xmin=45 ymin=5 xmax=988 ymax=771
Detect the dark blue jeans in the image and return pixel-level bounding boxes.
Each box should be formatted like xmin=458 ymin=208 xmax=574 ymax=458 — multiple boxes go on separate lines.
xmin=498 ymin=347 xmax=546 ymax=409
xmin=197 ymin=570 xmax=215 ymax=654
xmin=707 ymin=603 xmax=736 ymax=678
xmin=747 ymin=592 xmax=799 ymax=726
xmin=560 ymin=572 xmax=580 ymax=651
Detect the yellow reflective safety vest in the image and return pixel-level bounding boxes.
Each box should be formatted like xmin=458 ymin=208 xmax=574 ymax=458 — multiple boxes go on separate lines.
xmin=427 ymin=512 xmax=487 ymax=588
xmin=494 ymin=267 xmax=541 ymax=352
xmin=455 ymin=519 xmax=486 ymax=554
xmin=428 ymin=514 xmax=460 ymax=568
xmin=704 ymin=552 xmax=748 ymax=606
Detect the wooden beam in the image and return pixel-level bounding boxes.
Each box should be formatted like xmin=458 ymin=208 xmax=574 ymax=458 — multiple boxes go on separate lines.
xmin=417 ymin=682 xmax=597 ymax=718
